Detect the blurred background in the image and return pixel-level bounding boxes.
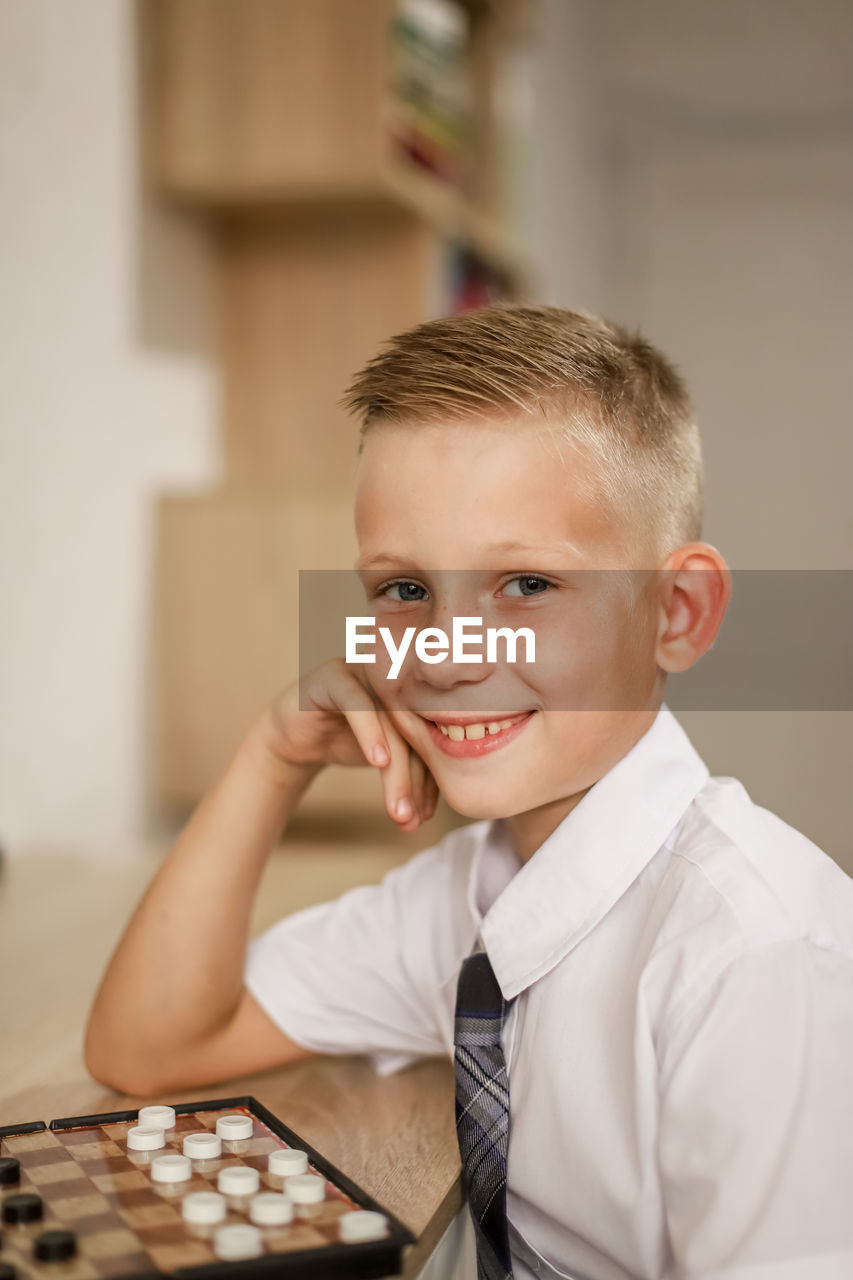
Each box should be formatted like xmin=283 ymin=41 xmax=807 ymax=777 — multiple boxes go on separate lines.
xmin=2 ymin=0 xmax=852 ymax=873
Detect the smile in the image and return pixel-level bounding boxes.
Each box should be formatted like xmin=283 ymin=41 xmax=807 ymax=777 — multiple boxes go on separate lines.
xmin=420 ymin=711 xmax=535 ymax=758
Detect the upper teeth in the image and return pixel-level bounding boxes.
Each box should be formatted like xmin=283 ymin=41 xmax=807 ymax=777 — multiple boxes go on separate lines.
xmin=437 ymin=719 xmax=519 ymax=741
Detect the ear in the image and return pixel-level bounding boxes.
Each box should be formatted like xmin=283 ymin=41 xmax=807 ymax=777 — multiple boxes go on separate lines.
xmin=656 ymin=543 xmax=731 ymax=674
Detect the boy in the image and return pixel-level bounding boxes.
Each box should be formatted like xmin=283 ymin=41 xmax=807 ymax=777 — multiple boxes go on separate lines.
xmin=85 ymin=306 xmax=853 ymax=1279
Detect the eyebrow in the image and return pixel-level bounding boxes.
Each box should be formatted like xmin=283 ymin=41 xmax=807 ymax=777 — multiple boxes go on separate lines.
xmin=355 ymin=540 xmax=585 ymax=571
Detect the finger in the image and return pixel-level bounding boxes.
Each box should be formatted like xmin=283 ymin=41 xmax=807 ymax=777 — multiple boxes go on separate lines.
xmin=388 ymin=722 xmax=438 ymax=828
xmin=414 ymin=761 xmax=440 ymax=822
xmin=422 ymin=769 xmax=440 ymax=820
xmin=318 ymin=664 xmax=392 ymax=767
xmin=408 ymin=752 xmax=430 ymax=824
xmin=347 ymin=709 xmax=391 ymax=768
xmin=376 ymin=710 xmax=418 ymax=826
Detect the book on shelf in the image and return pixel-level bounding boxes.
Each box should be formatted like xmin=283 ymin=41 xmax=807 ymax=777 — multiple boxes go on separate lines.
xmin=387 ymin=0 xmax=472 ymax=187
xmin=443 ymin=241 xmax=509 ymax=314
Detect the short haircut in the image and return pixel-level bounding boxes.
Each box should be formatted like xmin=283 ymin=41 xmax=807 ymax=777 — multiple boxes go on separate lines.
xmin=343 ymin=303 xmax=703 ymax=556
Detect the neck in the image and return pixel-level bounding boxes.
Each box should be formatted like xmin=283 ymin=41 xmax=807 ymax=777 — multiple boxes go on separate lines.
xmin=502 ymin=706 xmax=661 ymax=862
xmin=503 ymin=788 xmax=591 ymax=863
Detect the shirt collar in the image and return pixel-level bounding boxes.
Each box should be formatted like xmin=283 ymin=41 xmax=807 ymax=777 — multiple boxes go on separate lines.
xmin=471 ymin=704 xmax=711 ymax=1001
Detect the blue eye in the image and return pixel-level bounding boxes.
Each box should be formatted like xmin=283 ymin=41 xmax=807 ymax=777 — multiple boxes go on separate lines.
xmin=382 ymin=580 xmax=429 ymax=602
xmin=503 ymin=575 xmax=551 ymax=597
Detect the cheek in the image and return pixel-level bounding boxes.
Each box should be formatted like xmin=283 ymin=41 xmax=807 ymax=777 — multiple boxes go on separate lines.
xmin=364 ymin=652 xmax=393 ymax=690
xmin=610 ymin=597 xmax=658 ymax=683
xmin=358 ymin=663 xmax=413 ymax=739
xmin=517 ymin=608 xmax=616 ymax=704
xmin=520 ymin=597 xmax=654 ymax=710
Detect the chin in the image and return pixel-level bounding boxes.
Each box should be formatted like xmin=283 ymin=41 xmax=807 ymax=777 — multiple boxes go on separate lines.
xmin=439 ymin=783 xmax=526 ymax=822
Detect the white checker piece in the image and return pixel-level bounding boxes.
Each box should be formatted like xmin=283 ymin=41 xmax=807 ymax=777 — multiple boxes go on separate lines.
xmin=182 ymin=1131 xmax=222 ymax=1160
xmin=182 ymin=1191 xmax=228 ymax=1225
xmin=217 ymin=1165 xmax=260 ymax=1196
xmin=249 ymin=1192 xmax=294 ymax=1226
xmin=214 ymin=1223 xmax=263 ymax=1260
xmin=268 ymin=1147 xmax=308 ymax=1176
xmin=151 ymin=1153 xmax=192 ymax=1183
xmin=339 ymin=1209 xmax=390 ymax=1242
xmin=215 ymin=1114 xmax=254 ymax=1140
xmin=138 ymin=1106 xmax=176 ymax=1130
xmin=284 ymin=1173 xmax=325 ymax=1204
xmin=127 ymin=1126 xmax=166 ymax=1151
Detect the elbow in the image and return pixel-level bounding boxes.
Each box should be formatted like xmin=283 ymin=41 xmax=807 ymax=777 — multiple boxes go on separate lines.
xmin=84 ymin=1051 xmax=162 ymax=1099
xmin=82 ymin=1021 xmax=162 ymax=1098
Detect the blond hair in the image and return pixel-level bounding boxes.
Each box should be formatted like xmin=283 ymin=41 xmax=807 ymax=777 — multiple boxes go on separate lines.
xmin=343 ymin=303 xmax=703 ymax=555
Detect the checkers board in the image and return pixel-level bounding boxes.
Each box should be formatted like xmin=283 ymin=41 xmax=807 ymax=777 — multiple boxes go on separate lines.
xmin=0 ymin=1095 xmax=414 ymax=1279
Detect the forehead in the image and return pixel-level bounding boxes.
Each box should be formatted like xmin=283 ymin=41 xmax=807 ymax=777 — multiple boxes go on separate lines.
xmin=354 ymin=419 xmax=623 ymax=567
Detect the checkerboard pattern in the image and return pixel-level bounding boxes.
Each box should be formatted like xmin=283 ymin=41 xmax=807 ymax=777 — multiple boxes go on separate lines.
xmin=0 ymin=1108 xmax=373 ymax=1278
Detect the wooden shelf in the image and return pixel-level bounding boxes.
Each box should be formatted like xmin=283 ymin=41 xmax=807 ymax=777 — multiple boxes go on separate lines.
xmin=148 ymin=160 xmax=529 ymax=298
xmin=141 ymin=0 xmax=532 ymax=282
xmin=379 ymin=159 xmax=530 ymax=294
xmin=141 ymin=0 xmax=536 ymax=819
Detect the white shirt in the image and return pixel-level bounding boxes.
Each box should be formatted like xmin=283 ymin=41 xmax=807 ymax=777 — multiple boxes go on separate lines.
xmin=244 ymin=706 xmax=853 ymax=1280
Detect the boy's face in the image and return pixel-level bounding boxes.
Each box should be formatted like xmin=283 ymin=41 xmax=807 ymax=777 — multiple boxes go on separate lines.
xmin=353 ymin=419 xmax=665 ymax=851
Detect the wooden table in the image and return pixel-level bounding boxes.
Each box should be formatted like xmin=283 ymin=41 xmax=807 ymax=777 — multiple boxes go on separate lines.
xmin=0 ymin=847 xmax=465 ymax=1277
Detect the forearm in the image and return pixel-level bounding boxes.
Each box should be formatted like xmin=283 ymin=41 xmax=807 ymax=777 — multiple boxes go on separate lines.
xmin=84 ymin=724 xmax=320 ymax=1085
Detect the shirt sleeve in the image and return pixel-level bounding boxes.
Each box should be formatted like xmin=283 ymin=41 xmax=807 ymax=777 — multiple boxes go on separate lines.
xmin=657 ymin=937 xmax=853 ymax=1279
xmin=243 ymin=832 xmax=476 ymax=1076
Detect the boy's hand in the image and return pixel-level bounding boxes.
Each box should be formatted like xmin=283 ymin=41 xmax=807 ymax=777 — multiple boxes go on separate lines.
xmin=253 ymin=660 xmax=439 ymax=832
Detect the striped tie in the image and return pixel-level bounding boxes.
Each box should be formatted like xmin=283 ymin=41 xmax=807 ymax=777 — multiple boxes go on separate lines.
xmin=454 ymin=947 xmax=516 ymax=1280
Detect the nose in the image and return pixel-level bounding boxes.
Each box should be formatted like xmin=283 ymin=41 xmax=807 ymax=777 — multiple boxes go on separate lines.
xmin=418 ymin=592 xmax=496 ymax=689
xmin=415 ymin=647 xmax=498 ymax=690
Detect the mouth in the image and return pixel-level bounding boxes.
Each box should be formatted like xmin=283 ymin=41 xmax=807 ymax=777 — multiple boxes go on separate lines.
xmin=419 ymin=711 xmax=536 ymax=758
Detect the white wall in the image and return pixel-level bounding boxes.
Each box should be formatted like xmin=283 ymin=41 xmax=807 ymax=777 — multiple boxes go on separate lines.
xmin=530 ymin=0 xmax=853 ymax=869
xmin=0 ymin=1 xmax=220 ymax=855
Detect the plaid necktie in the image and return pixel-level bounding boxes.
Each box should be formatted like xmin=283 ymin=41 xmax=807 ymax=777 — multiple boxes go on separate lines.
xmin=454 ymin=947 xmax=516 ymax=1280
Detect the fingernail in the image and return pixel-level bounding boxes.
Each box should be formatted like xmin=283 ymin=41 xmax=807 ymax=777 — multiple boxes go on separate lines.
xmin=395 ymin=797 xmax=412 ymax=820
xmin=373 ymin=744 xmax=389 ymax=766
